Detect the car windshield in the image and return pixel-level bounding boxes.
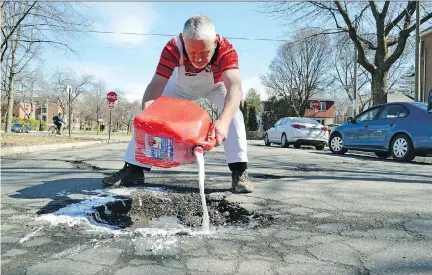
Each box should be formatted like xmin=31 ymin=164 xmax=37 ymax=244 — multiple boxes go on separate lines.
xmin=13 ymin=124 xmax=22 ymax=127
xmin=291 ymin=118 xmax=319 ymax=125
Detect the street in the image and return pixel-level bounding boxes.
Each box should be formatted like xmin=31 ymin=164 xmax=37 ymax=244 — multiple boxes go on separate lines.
xmin=1 ymin=140 xmax=432 ymax=275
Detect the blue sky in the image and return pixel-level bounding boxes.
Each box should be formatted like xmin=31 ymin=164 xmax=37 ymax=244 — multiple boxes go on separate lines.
xmin=42 ymin=2 xmax=289 ymax=102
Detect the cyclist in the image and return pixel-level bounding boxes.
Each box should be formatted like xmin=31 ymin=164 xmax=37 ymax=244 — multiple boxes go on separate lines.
xmin=52 ymin=113 xmax=64 ymax=135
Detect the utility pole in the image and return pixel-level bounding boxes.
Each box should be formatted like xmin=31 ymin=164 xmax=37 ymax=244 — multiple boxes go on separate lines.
xmin=67 ymin=85 xmax=72 ymax=137
xmin=353 ymin=43 xmax=358 ymax=117
xmin=353 ymin=15 xmax=358 ymax=117
xmin=414 ymin=1 xmax=421 ymax=102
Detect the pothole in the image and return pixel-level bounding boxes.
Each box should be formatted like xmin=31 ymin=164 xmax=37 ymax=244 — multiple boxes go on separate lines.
xmin=253 ymin=174 xmax=288 ymax=179
xmin=64 ymin=160 xmax=107 ymax=171
xmin=91 ymin=189 xmax=275 ymax=230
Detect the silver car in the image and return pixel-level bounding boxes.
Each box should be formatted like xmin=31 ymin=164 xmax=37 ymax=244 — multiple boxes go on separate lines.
xmin=264 ymin=117 xmax=329 ymax=150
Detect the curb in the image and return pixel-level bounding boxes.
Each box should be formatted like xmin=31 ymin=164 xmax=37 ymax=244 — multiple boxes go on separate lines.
xmin=1 ymin=139 xmax=126 ymax=157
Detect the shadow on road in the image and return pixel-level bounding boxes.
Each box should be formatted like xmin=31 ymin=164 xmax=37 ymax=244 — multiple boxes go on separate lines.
xmin=309 ymin=150 xmax=432 ymax=166
xmin=9 ymin=177 xmax=105 ymax=214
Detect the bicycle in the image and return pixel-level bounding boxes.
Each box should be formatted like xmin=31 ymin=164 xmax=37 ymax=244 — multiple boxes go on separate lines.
xmin=47 ymin=123 xmax=67 ymax=136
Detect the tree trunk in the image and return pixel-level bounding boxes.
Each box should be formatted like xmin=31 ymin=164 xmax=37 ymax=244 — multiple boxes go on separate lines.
xmin=5 ymin=76 xmax=15 ymax=132
xmin=30 ymin=92 xmax=35 ymax=119
xmin=5 ymin=24 xmax=20 ymax=132
xmin=371 ymin=69 xmax=389 ymax=105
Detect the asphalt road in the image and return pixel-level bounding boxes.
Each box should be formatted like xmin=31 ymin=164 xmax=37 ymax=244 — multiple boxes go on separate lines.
xmin=1 ymin=140 xmax=432 ymax=275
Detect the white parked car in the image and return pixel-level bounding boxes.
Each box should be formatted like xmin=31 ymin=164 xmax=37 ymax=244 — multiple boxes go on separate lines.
xmin=264 ymin=117 xmax=329 ymax=150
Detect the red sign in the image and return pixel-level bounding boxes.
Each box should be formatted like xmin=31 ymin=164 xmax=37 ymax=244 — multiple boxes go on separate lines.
xmin=107 ymin=91 xmax=118 ymax=103
xmin=312 ymin=100 xmax=320 ymax=109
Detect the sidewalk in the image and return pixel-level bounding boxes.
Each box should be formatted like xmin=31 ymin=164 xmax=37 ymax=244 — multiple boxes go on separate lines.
xmin=1 ymin=132 xmax=131 ymax=157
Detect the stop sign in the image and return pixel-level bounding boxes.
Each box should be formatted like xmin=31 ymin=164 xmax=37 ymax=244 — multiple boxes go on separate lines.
xmin=107 ymin=91 xmax=118 ymax=103
xmin=312 ymin=100 xmax=320 ymax=109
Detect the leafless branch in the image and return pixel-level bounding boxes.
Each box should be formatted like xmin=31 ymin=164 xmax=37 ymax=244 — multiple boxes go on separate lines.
xmin=334 ymin=1 xmax=376 ymax=73
xmin=385 ymin=2 xmax=416 ymax=35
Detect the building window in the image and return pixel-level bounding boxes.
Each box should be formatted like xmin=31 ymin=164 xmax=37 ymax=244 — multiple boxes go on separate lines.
xmin=320 ymin=102 xmax=326 ymax=111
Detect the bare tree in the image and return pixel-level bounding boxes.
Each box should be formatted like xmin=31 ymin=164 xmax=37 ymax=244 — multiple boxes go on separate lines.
xmin=1 ymin=1 xmax=90 ymax=132
xmin=115 ymin=98 xmax=141 ymax=133
xmin=2 ymin=2 xmax=43 ymax=131
xmin=1 ymin=2 xmax=90 ymax=63
xmin=261 ymin=28 xmax=334 ymax=116
xmin=332 ymin=34 xmax=372 ymax=112
xmin=85 ymin=79 xmax=107 ymax=133
xmin=75 ymin=94 xmax=95 ymax=131
xmin=260 ymin=1 xmax=432 ymax=105
xmin=331 ymin=89 xmax=353 ymax=123
xmin=49 ymin=68 xmax=94 ymax=123
xmin=396 ymin=65 xmax=416 ymax=100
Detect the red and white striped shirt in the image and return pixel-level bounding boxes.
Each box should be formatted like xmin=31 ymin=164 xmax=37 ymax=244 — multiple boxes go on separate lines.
xmin=156 ymin=33 xmax=239 ymax=84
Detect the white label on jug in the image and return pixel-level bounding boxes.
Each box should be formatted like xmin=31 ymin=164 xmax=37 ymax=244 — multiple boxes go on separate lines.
xmin=144 ymin=134 xmax=174 ymax=161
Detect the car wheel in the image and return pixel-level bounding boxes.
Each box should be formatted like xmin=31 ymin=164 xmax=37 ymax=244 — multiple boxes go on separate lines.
xmin=294 ymin=143 xmax=301 ymax=149
xmin=264 ymin=134 xmax=271 ymax=147
xmin=390 ymin=134 xmax=415 ymax=162
xmin=375 ymin=151 xmax=390 ymax=159
xmin=329 ymin=133 xmax=348 ymax=154
xmin=281 ymin=133 xmax=289 ymax=148
xmin=315 ymin=145 xmax=325 ymax=150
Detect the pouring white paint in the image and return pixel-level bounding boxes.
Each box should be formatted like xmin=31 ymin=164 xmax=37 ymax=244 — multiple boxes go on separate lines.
xmin=194 ymin=146 xmax=210 ymax=232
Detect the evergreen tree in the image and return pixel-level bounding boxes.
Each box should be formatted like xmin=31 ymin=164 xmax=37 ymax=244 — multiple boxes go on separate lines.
xmin=247 ymin=106 xmax=259 ymax=131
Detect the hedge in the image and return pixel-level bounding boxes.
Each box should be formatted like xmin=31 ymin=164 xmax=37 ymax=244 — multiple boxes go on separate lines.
xmin=11 ymin=118 xmax=47 ymax=131
xmin=246 ymin=131 xmax=265 ymax=140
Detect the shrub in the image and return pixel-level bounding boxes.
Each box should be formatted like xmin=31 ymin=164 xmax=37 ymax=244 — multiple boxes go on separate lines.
xmin=12 ymin=117 xmax=47 ymax=131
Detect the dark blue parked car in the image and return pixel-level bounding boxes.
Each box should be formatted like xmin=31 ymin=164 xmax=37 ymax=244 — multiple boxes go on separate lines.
xmin=329 ymin=102 xmax=432 ymax=162
xmin=11 ymin=123 xmax=31 ymax=133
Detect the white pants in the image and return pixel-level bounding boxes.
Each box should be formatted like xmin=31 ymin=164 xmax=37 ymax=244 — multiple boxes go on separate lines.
xmin=123 ymin=81 xmax=248 ymax=168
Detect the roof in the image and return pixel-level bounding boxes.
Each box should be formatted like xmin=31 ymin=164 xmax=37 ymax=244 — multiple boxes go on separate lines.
xmin=308 ymin=96 xmax=334 ymax=102
xmin=420 ymin=26 xmax=432 ymax=37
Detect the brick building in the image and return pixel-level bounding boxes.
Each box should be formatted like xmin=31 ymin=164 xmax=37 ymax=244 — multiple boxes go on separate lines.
xmin=12 ymin=97 xmax=62 ymax=125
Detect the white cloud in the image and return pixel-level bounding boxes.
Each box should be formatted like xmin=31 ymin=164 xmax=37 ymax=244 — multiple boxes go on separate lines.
xmin=122 ymin=82 xmax=148 ymax=102
xmin=242 ymin=76 xmax=268 ymax=101
xmin=90 ymin=3 xmax=158 ymax=46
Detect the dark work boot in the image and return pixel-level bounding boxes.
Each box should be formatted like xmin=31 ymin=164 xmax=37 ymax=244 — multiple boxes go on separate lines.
xmin=102 ymin=163 xmax=148 ymax=187
xmin=231 ymin=169 xmax=256 ymax=193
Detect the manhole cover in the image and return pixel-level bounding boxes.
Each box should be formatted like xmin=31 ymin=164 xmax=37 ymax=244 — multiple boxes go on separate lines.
xmin=91 ymin=189 xmax=275 ymax=230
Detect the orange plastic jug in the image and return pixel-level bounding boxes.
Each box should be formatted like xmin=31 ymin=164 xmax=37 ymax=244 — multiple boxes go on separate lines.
xmin=134 ymin=96 xmax=216 ymax=168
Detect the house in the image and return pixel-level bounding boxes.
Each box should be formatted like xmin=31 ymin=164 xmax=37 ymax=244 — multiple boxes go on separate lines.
xmin=303 ymin=97 xmax=335 ymax=126
xmin=255 ymin=97 xmax=335 ymax=131
xmin=11 ymin=97 xmax=82 ymax=130
xmin=12 ymin=97 xmax=62 ymax=123
xmin=420 ymin=27 xmax=432 ymax=102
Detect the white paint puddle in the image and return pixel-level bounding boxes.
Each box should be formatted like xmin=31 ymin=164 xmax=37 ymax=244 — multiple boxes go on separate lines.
xmin=19 ymin=227 xmax=43 ymax=243
xmin=36 ymin=187 xmax=217 ymax=238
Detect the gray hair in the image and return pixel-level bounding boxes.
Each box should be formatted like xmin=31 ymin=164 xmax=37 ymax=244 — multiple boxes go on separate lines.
xmin=183 ymin=14 xmax=216 ymax=41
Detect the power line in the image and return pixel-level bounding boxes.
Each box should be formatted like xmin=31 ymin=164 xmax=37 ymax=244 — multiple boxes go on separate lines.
xmin=37 ymin=28 xmax=289 ymax=42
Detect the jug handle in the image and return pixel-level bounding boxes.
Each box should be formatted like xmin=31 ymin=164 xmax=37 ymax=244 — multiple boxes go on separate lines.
xmin=196 ymin=138 xmax=217 ymax=151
